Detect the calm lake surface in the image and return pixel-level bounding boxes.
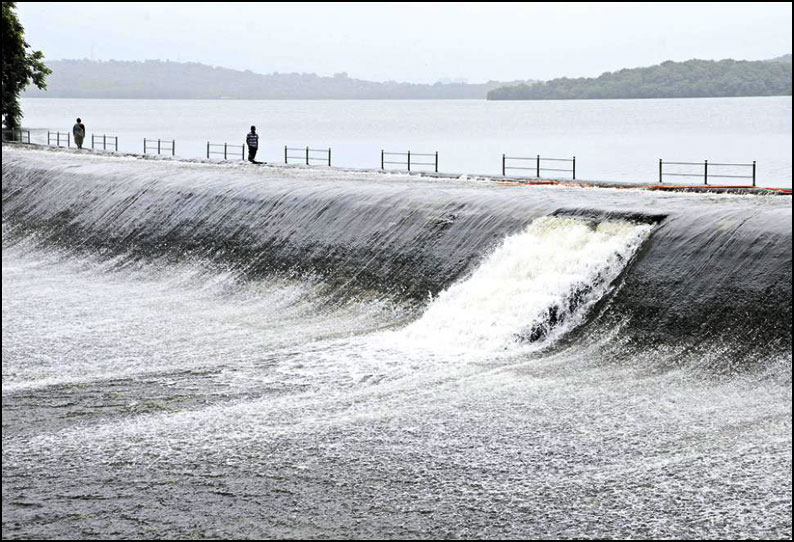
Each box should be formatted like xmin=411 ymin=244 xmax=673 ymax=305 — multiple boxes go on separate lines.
xmin=19 ymin=96 xmax=793 ymax=186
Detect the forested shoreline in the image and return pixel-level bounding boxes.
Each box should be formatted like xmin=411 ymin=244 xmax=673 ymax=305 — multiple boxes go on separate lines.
xmin=488 ymin=57 xmax=792 ymax=100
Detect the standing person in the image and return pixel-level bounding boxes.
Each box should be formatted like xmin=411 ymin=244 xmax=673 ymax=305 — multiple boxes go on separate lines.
xmin=246 ymin=125 xmax=259 ymax=163
xmin=72 ymin=118 xmax=86 ymax=149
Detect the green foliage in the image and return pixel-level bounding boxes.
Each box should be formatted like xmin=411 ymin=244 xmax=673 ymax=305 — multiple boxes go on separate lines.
xmin=487 ymin=58 xmax=792 ymax=101
xmin=2 ymin=2 xmax=50 ymax=130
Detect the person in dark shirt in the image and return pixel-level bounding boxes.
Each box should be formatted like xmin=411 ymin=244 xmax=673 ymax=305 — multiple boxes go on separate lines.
xmin=73 ymin=118 xmax=86 ymax=149
xmin=246 ymin=126 xmax=259 ymax=163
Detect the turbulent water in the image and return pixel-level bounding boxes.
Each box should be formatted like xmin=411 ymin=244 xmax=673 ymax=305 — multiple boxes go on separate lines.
xmin=2 ymin=146 xmax=792 ymax=539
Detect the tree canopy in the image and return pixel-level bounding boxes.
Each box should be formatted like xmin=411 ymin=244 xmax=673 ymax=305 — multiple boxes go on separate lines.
xmin=2 ymin=2 xmax=50 ymax=130
xmin=487 ymin=58 xmax=792 ymax=101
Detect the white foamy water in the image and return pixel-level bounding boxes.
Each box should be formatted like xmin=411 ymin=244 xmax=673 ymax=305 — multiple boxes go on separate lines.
xmin=0 ymin=243 xmax=404 ymax=393
xmin=2 ymin=225 xmax=791 ymax=539
xmin=2 ymin=151 xmax=791 ymax=538
xmin=401 ymin=217 xmax=653 ymax=352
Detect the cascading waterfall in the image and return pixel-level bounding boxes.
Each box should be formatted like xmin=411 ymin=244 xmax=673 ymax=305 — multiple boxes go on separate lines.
xmin=400 ymin=217 xmax=653 ymax=352
xmin=2 ymin=146 xmax=790 ymax=360
xmin=2 ymin=146 xmax=791 ymax=539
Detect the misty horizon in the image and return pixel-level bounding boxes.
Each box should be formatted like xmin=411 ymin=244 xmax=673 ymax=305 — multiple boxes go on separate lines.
xmin=29 ymin=53 xmax=793 ymax=86
xmin=16 ymin=2 xmax=793 ymax=84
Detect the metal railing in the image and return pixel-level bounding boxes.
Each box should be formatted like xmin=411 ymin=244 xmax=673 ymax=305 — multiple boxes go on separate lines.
xmin=143 ymin=138 xmax=175 ymax=156
xmin=207 ymin=142 xmax=245 ymax=160
xmin=48 ymin=131 xmax=71 ymax=148
xmin=502 ymin=154 xmax=576 ymax=179
xmin=285 ymin=146 xmax=331 ymax=166
xmin=20 ymin=126 xmax=773 ymax=189
xmin=2 ymin=129 xmax=31 ymax=144
xmin=381 ymin=150 xmax=438 ymax=173
xmin=91 ymin=134 xmax=118 ymax=151
xmin=659 ymin=159 xmax=756 ymax=187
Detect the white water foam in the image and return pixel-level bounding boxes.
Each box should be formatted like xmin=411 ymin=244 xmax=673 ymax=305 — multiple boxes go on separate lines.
xmin=399 ymin=216 xmax=653 ymax=352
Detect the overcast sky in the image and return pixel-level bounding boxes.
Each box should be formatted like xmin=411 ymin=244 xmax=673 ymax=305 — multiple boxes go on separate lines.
xmin=17 ymin=2 xmax=793 ymax=84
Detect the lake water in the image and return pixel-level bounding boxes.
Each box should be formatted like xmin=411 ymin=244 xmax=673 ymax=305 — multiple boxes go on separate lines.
xmin=19 ymin=96 xmax=793 ymax=187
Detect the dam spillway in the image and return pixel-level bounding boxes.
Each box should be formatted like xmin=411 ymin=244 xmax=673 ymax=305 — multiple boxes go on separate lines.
xmin=2 ymin=145 xmax=792 ymax=538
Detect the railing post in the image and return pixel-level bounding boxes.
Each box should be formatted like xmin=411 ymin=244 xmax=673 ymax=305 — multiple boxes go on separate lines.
xmin=306 ymin=146 xmax=309 ymax=165
xmin=704 ymin=159 xmax=708 ymax=186
xmin=328 ymin=148 xmax=331 ymax=167
xmin=502 ymin=154 xmax=506 ymax=176
xmin=67 ymin=132 xmax=70 ymax=147
xmin=57 ymin=132 xmax=60 ymax=146
xmin=284 ymin=145 xmax=288 ymax=164
xmin=206 ymin=142 xmax=209 ymax=159
xmin=381 ymin=149 xmax=384 ymax=170
xmin=103 ymin=134 xmax=107 ymax=150
xmin=572 ymin=156 xmax=576 ymax=180
xmin=158 ymin=139 xmax=161 ymax=155
xmin=224 ymin=142 xmax=228 ymax=160
xmin=752 ymin=161 xmax=756 ymax=187
xmin=659 ymin=159 xmax=663 ymax=183
xmin=435 ymin=151 xmax=438 ymax=173
xmin=536 ymin=154 xmax=540 ymax=178
xmin=408 ymin=150 xmax=411 ymax=172
xmin=172 ymin=140 xmax=175 ymax=156
xmin=242 ymin=144 xmax=245 ymax=161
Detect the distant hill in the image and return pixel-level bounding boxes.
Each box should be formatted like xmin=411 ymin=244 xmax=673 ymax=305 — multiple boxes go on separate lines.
xmin=487 ymin=57 xmax=792 ymax=100
xmin=23 ymin=59 xmax=532 ymax=100
xmin=766 ymin=53 xmax=792 ymax=63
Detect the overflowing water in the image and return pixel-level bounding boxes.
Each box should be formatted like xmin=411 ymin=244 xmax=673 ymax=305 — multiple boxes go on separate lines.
xmin=400 ymin=218 xmax=653 ymax=352
xmin=2 ymin=146 xmax=791 ymax=538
